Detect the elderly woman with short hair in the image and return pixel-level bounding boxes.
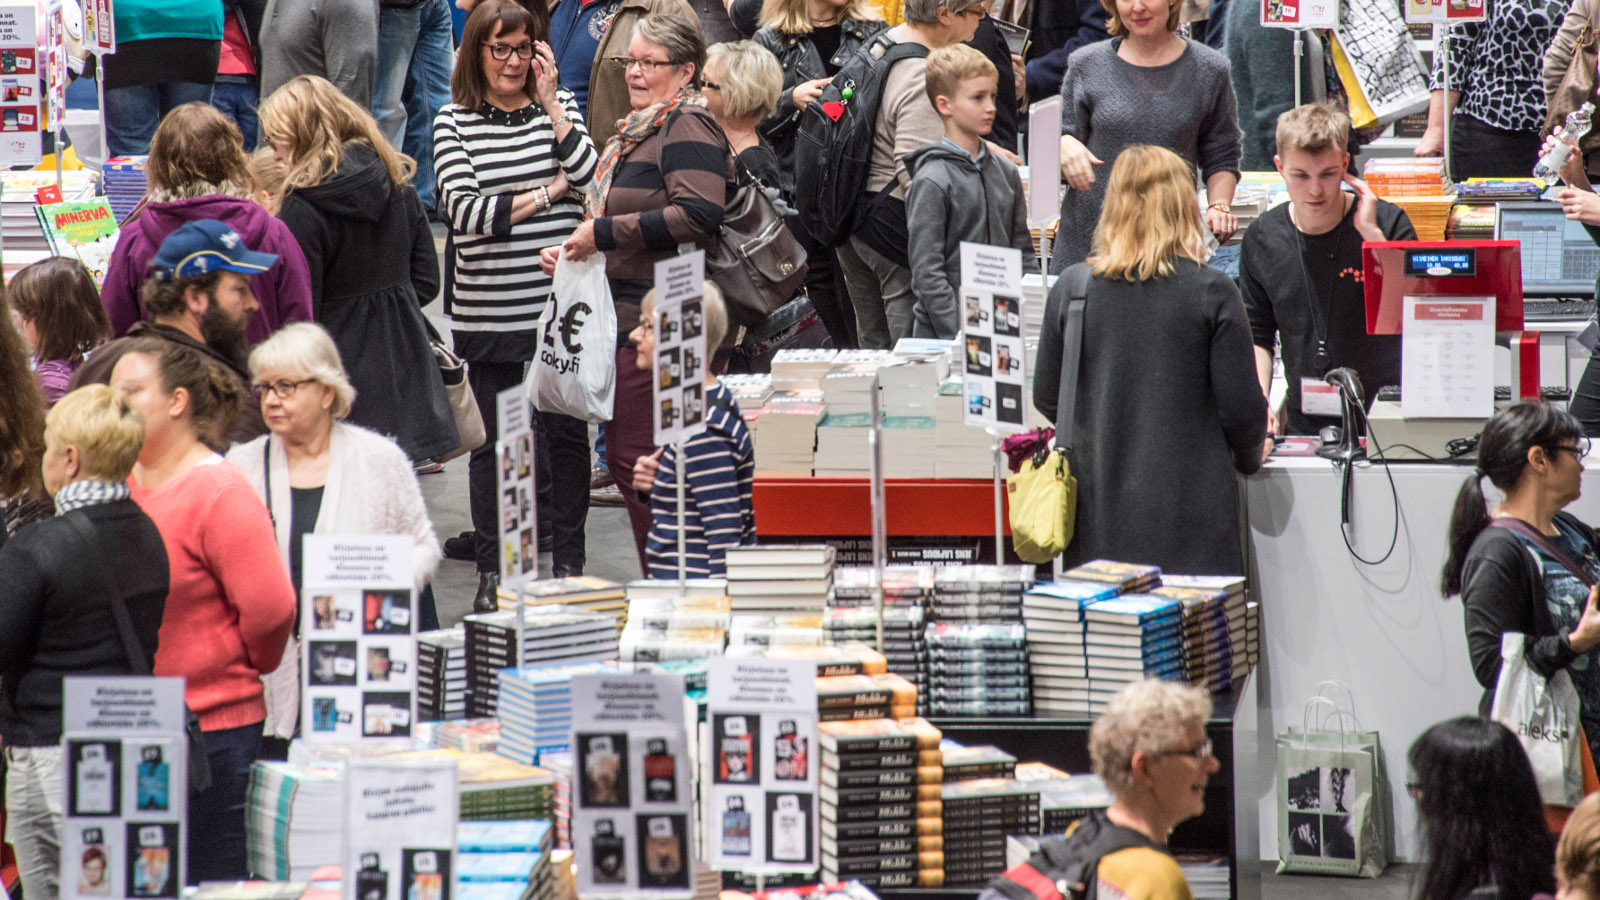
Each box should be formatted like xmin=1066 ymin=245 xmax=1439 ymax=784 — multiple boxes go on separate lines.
xmin=226 ymin=322 xmax=442 ymax=756
xmin=704 ymin=41 xmax=785 ymax=191
xmin=983 ymin=679 xmax=1217 ymax=900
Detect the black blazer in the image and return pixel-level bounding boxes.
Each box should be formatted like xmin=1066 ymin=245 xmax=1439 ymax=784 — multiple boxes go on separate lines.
xmin=0 ymin=501 xmax=168 ymax=746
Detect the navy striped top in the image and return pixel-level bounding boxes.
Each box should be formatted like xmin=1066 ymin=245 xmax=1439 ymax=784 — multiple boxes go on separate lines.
xmin=645 ymin=381 xmax=756 ymax=579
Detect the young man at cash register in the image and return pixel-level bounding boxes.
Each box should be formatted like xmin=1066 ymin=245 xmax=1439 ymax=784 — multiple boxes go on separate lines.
xmin=1240 ymin=104 xmax=1417 ymax=448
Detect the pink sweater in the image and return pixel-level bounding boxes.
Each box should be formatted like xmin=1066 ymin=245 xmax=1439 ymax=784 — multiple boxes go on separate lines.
xmin=130 ymin=458 xmax=296 ymax=731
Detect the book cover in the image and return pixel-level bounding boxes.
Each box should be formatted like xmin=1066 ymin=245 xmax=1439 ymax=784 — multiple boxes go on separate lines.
xmin=35 ymin=197 xmax=119 ymax=285
xmin=1082 ymin=595 xmax=1183 ymax=625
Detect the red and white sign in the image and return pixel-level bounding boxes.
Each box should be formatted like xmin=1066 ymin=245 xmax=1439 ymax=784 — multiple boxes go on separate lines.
xmin=0 ymin=2 xmax=41 ymax=165
xmin=1404 ymin=0 xmax=1486 ymax=24
xmin=1261 ymin=0 xmax=1338 ymax=29
xmin=1401 ymin=295 xmax=1494 ymax=418
xmin=83 ymin=0 xmax=113 ymax=55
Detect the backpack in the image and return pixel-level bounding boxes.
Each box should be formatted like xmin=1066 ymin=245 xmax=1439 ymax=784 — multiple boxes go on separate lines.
xmin=979 ymin=813 xmax=1153 ymax=900
xmin=791 ymin=32 xmax=929 ymax=247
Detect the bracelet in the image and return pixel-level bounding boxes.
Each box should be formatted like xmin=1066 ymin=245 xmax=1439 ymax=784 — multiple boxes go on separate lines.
xmin=1207 ymin=202 xmax=1231 ymax=213
xmin=551 ymin=113 xmax=571 ymax=128
xmin=540 ymin=186 xmax=551 ymax=208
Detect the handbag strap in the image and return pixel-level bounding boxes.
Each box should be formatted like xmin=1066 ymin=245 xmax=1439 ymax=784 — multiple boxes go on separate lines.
xmin=1492 ymin=516 xmax=1598 ymax=588
xmin=1054 ymin=263 xmax=1092 ymax=453
xmin=263 ymin=435 xmax=274 ymax=527
xmin=63 ymin=511 xmax=153 ymax=675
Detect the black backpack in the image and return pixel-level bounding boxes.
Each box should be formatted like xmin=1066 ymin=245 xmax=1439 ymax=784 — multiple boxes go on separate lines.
xmin=979 ymin=813 xmax=1153 ymax=900
xmin=791 ymin=32 xmax=929 ymax=247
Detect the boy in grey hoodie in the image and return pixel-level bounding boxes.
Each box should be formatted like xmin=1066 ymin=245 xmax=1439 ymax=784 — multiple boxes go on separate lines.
xmin=906 ymin=44 xmax=1036 ymax=340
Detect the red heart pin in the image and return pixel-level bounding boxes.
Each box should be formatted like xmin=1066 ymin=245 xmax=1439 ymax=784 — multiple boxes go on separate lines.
xmin=822 ymin=100 xmax=845 ymax=122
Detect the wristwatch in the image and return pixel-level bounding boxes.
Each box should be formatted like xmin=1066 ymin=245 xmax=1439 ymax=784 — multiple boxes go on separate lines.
xmin=1207 ymin=202 xmax=1231 ymax=213
xmin=551 ymin=113 xmax=572 ymax=128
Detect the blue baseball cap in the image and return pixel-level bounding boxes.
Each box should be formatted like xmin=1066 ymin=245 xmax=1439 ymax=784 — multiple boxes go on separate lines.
xmin=150 ymin=219 xmax=279 ymax=282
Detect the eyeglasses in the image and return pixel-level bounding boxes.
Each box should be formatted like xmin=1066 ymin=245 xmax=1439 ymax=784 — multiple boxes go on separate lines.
xmin=1160 ymin=738 xmax=1212 ymax=762
xmin=702 ymin=81 xmax=722 ymax=91
xmin=253 ymin=378 xmax=319 ymax=399
xmin=623 ymin=57 xmax=680 ymax=72
xmin=1548 ymin=437 xmax=1592 ymax=460
xmin=483 ymin=41 xmax=534 ymax=60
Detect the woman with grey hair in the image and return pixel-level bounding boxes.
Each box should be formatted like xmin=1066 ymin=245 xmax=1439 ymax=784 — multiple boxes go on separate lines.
xmin=831 ymin=0 xmax=988 ymax=350
xmin=983 ymin=679 xmax=1217 ymax=900
xmin=225 ymin=322 xmax=442 ymax=756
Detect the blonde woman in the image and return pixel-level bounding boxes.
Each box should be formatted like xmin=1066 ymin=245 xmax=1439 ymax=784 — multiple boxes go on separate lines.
xmin=1033 ymin=145 xmax=1265 ymax=575
xmin=705 ymin=41 xmax=785 ymax=190
xmin=257 ymin=75 xmax=458 ymax=465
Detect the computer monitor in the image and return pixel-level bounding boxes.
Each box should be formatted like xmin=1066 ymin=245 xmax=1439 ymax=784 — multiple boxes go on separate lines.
xmin=1362 ymin=240 xmax=1524 ymax=335
xmin=1494 ymin=201 xmax=1600 ymax=297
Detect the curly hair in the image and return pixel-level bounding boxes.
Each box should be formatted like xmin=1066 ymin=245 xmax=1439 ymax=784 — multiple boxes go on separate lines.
xmin=1088 ymin=679 xmax=1213 ymax=796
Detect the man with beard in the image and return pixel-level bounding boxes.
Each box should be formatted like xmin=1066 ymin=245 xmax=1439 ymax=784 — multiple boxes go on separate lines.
xmin=72 ymin=220 xmax=280 ymax=449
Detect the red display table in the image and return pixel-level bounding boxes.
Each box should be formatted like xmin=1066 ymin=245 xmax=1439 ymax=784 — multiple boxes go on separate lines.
xmin=753 ymin=477 xmax=1010 ymax=537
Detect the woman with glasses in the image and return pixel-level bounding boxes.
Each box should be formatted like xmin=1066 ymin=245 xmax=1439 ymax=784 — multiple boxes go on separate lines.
xmin=1443 ymin=401 xmax=1600 ymax=768
xmin=227 ymin=323 xmax=442 ymax=756
xmin=983 ymin=679 xmax=1217 ymax=900
xmin=435 ymin=0 xmax=599 ymax=608
xmin=1408 ymin=717 xmax=1555 ymax=900
xmin=540 ymin=12 xmax=733 ymax=571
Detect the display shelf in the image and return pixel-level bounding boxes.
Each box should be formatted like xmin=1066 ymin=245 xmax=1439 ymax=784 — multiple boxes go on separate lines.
xmin=752 ymin=477 xmax=1010 ymax=537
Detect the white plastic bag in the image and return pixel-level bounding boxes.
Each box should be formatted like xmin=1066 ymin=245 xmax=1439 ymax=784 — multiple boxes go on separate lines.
xmin=1491 ymin=631 xmax=1584 ymax=807
xmin=527 ymin=252 xmax=616 ymax=422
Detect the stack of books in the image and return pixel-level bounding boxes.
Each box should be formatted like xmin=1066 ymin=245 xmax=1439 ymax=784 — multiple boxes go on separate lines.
xmin=754 ymin=391 xmax=827 ymax=476
xmin=764 ymin=642 xmax=888 ymax=677
xmin=878 ymin=353 xmax=948 ymax=418
xmin=1022 ymin=580 xmax=1118 ymax=717
xmin=1150 ymin=583 xmax=1237 ymax=691
xmin=881 ymin=416 xmax=937 ymax=477
xmin=102 ymin=155 xmax=149 ymax=222
xmin=934 ymin=377 xmax=996 ymax=479
xmin=246 ymin=763 xmax=344 ymax=880
xmin=495 ymin=660 xmax=617 ymax=764
xmin=823 ymin=605 xmax=929 ymax=715
xmin=771 ymin=348 xmax=841 ymax=391
xmin=620 ymin=583 xmax=730 ymax=662
xmin=727 ymin=612 xmax=823 ymax=651
xmin=1445 ymin=203 xmax=1496 ymax=241
xmin=940 ymin=743 xmax=1017 ymax=781
xmin=721 ymin=373 xmax=774 ymax=441
xmin=1037 ymin=775 xmax=1113 ymax=833
xmin=1063 ymin=559 xmax=1161 ymax=594
xmin=4 ymin=170 xmax=95 ymax=258
xmin=431 ymin=718 xmax=499 ymax=753
xmin=541 ymin=751 xmax=573 ymax=849
xmin=457 ymin=819 xmax=554 ymax=900
xmin=940 ymin=779 xmax=1041 ymax=885
xmin=1162 ymin=574 xmax=1254 ymax=688
xmin=1363 ymin=157 xmax=1455 ymax=239
xmin=817 ymin=673 xmax=918 ymax=722
xmin=464 ymin=607 xmax=619 ymax=716
xmin=1453 ymin=178 xmax=1544 ymax=201
xmin=455 ymin=751 xmax=556 ymax=821
xmin=822 ymin=355 xmax=893 ymax=415
xmin=931 ymin=565 xmax=1034 ymax=622
xmin=829 ymin=566 xmax=933 ymax=608
xmin=417 ymin=627 xmax=467 ymax=721
xmin=1082 ymin=595 xmax=1184 ymax=709
xmin=814 ymin=411 xmax=874 ymax=475
xmin=819 ymin=718 xmax=945 ymax=889
xmin=724 ymin=544 xmax=836 ymax=615
xmin=924 ymin=623 xmax=1030 ymax=717
xmin=497 ymin=575 xmax=627 ymax=629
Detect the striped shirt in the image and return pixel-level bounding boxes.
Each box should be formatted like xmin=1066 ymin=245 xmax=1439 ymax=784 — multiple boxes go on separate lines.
xmin=433 ymin=91 xmax=599 ymax=356
xmin=645 ymin=382 xmax=757 ymax=579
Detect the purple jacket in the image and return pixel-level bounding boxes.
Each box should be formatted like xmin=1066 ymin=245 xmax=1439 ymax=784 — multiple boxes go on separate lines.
xmin=100 ymin=194 xmax=314 ymax=345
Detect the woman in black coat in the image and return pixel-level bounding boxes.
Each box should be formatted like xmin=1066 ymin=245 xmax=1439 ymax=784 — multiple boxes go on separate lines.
xmin=258 ymin=75 xmax=458 ymax=463
xmin=1034 ymin=144 xmax=1265 ymax=575
xmin=753 ymin=0 xmax=886 ymax=348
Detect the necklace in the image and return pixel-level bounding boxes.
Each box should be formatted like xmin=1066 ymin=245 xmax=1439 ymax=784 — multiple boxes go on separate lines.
xmin=1289 ymin=195 xmax=1353 ymax=374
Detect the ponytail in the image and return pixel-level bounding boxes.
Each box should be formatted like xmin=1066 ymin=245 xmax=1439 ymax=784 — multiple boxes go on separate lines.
xmin=1438 ymin=401 xmax=1583 ymax=597
xmin=123 ymin=338 xmax=242 ymax=449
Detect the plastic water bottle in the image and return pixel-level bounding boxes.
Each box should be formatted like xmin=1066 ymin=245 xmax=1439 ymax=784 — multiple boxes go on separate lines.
xmin=1535 ymin=102 xmax=1595 ymax=186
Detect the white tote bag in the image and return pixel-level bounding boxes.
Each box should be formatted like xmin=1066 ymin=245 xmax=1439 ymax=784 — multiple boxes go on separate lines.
xmin=527 ymin=252 xmax=617 ymax=422
xmin=1490 ymin=631 xmax=1585 ymax=807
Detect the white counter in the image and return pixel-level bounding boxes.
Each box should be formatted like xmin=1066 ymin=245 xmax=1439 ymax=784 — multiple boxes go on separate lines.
xmin=1244 ymin=454 xmax=1600 ymax=861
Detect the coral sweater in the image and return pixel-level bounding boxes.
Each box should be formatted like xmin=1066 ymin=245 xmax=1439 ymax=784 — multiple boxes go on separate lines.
xmin=130 ymin=457 xmax=296 ymax=731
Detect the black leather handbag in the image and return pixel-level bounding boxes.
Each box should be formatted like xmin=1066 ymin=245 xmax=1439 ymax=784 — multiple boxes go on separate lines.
xmin=708 ymin=158 xmax=811 ymax=331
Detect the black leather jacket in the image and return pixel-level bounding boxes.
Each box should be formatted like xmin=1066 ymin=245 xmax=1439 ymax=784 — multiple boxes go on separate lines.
xmin=754 ymin=16 xmax=888 ymax=193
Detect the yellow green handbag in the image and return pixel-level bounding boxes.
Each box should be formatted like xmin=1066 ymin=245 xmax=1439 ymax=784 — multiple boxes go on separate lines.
xmin=1007 ymin=447 xmax=1076 ymax=563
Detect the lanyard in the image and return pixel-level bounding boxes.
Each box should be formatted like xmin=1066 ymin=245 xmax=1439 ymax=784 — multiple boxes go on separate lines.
xmin=1290 ymin=198 xmax=1352 ymax=376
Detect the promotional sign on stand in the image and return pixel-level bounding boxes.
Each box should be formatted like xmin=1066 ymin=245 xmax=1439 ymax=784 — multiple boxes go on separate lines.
xmin=495 ymin=386 xmax=537 ymax=592
xmin=341 ymin=757 xmax=459 ymax=900
xmin=651 ymin=251 xmax=710 ymax=448
xmin=570 ymin=672 xmax=694 ymax=899
xmin=83 ymin=0 xmax=112 ymax=53
xmin=0 ymin=2 xmax=42 ymax=165
xmin=705 ymin=658 xmax=821 ymax=875
xmin=1260 ymin=0 xmax=1337 ymax=28
xmin=299 ymin=534 xmax=417 ymax=745
xmin=959 ymin=242 xmax=1028 ymax=434
xmin=60 ymin=676 xmax=189 ymax=900
xmin=1403 ymin=0 xmax=1485 ymax=22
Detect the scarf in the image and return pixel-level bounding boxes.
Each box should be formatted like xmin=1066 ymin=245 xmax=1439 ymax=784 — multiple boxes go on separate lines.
xmin=586 ymin=87 xmax=707 ymax=217
xmin=54 ymin=479 xmax=131 ymax=515
xmin=147 ymin=179 xmax=253 ymax=203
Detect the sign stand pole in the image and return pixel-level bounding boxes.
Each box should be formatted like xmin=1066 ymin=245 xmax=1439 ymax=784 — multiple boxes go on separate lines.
xmin=1440 ymin=31 xmax=1452 ymax=179
xmin=1293 ymin=29 xmax=1304 ymax=106
xmin=676 ymin=441 xmax=687 ymax=597
xmin=991 ymin=429 xmax=1004 ymax=565
xmin=869 ymin=375 xmax=886 ymax=652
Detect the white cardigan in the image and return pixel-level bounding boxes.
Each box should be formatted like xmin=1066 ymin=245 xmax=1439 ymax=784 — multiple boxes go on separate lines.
xmin=227 ymin=421 xmax=443 ymax=739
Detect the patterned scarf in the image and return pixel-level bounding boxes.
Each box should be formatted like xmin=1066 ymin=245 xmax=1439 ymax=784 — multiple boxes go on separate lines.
xmin=586 ymin=87 xmax=706 ymax=217
xmin=54 ymin=479 xmax=131 ymax=515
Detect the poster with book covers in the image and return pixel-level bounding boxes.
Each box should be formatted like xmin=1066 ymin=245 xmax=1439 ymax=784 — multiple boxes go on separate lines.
xmin=60 ymin=677 xmax=189 ymax=900
xmin=341 ymin=758 xmax=458 ymax=900
xmin=705 ymin=658 xmax=821 ymax=874
xmin=0 ymin=2 xmax=41 ymax=165
xmin=651 ymin=251 xmax=709 ymax=447
xmin=300 ymin=535 xmax=417 ymax=745
xmin=959 ymin=242 xmax=1027 ymax=433
xmin=571 ymin=673 xmax=694 ymax=899
xmin=495 ymin=386 xmax=537 ymax=591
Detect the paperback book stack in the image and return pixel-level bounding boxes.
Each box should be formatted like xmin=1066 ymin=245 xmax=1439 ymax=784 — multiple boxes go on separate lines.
xmin=822 ymin=354 xmax=893 ymax=415
xmin=417 ymin=626 xmax=467 ymax=721
xmin=246 ymin=763 xmax=344 ymax=880
xmin=941 ymin=779 xmax=1042 ymax=885
xmin=455 ymin=751 xmax=556 ymax=821
xmin=879 ymin=354 xmax=945 ymax=418
xmin=819 ymin=718 xmax=945 ymax=889
xmin=724 ymin=544 xmax=836 ymax=615
xmin=3 ymin=170 xmax=95 ymax=258
xmin=457 ymin=819 xmax=555 ymax=900
xmin=822 ymin=604 xmax=929 ymax=714
xmin=763 ymin=643 xmax=889 ymax=677
xmin=817 ymin=673 xmax=919 ymax=722
xmin=1013 ymin=764 xmax=1113 ymax=833
xmin=464 ymin=607 xmax=619 ymax=716
xmin=814 ymin=410 xmax=874 ymax=476
xmin=771 ymin=348 xmax=841 ymax=390
xmin=102 ymin=156 xmax=150 ymax=222
xmin=721 ymin=373 xmax=774 ymax=440
xmin=931 ymin=565 xmax=1033 ymax=622
xmin=495 ymin=660 xmax=618 ymax=763
xmin=1163 ymin=574 xmax=1254 ymax=687
xmin=882 ymin=416 xmax=937 ymax=477
xmin=940 ymin=743 xmax=1017 ymax=781
xmin=925 ymin=623 xmax=1031 ymax=717
xmin=498 ymin=575 xmax=627 ymax=630
xmin=1063 ymin=559 xmax=1162 ymax=594
xmin=1022 ymin=580 xmax=1119 ymax=716
xmin=933 ymin=377 xmax=996 ymax=478
xmin=829 ymin=565 xmax=934 ymax=609
xmin=727 ymin=613 xmax=824 ymax=651
xmin=754 ymin=391 xmax=827 ymax=476
xmin=1149 ymin=583 xmax=1237 ymax=691
xmin=431 ymin=718 xmax=500 ymax=753
xmin=620 ymin=584 xmax=730 ymax=663
xmin=541 ymin=751 xmax=573 ymax=849
xmin=1082 ymin=595 xmax=1184 ymax=711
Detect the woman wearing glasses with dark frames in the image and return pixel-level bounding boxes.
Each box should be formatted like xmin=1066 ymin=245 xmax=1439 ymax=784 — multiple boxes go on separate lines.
xmin=1443 ymin=402 xmax=1600 ymax=776
xmin=435 ymin=0 xmax=600 ymax=609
